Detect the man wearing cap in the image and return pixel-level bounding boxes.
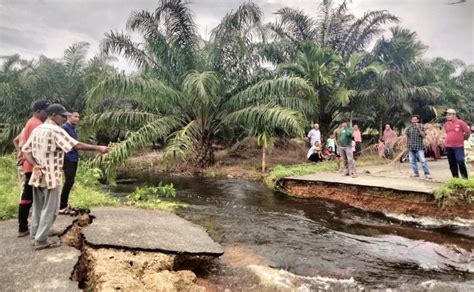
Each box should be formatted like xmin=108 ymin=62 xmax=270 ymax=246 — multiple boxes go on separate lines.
xmin=444 ymin=109 xmax=471 ymax=178
xmin=338 ymin=119 xmax=357 ymax=178
xmin=17 ymin=100 xmax=49 ymax=238
xmin=22 ymin=104 xmax=109 ymax=250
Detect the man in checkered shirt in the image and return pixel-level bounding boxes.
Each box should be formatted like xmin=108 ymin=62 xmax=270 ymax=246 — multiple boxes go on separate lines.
xmin=22 ymin=104 xmax=109 ymax=250
xmin=404 ymin=115 xmax=432 ymax=179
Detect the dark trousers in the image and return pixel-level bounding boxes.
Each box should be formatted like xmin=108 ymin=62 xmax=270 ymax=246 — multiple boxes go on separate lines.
xmin=18 ymin=172 xmax=33 ymax=232
xmin=446 ymin=147 xmax=468 ymax=179
xmin=60 ymin=160 xmax=78 ymax=209
xmin=355 ymin=142 xmax=362 ymax=158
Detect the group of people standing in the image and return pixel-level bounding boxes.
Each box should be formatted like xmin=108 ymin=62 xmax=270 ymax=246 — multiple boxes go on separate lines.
xmin=14 ymin=100 xmax=108 ymax=250
xmin=307 ymin=119 xmax=361 ymax=178
xmin=307 ymin=109 xmax=473 ymax=180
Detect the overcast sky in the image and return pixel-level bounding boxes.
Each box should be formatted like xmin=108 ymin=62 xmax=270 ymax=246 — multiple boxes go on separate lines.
xmin=1 ymin=0 xmax=472 ymax=72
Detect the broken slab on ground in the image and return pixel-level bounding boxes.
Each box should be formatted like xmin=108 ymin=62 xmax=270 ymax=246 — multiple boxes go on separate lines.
xmin=0 ymin=219 xmax=80 ymax=292
xmin=83 ymin=207 xmax=224 ymax=256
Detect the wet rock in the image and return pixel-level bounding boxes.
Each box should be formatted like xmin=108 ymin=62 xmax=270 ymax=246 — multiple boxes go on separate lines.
xmin=83 ymin=207 xmax=224 ymax=255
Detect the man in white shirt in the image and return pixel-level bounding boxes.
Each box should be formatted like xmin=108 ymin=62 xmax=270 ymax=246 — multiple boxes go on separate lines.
xmin=307 ymin=123 xmax=321 ymax=146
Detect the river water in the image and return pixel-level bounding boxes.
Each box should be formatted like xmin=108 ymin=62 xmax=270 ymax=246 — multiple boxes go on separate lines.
xmin=113 ymin=175 xmax=473 ymax=290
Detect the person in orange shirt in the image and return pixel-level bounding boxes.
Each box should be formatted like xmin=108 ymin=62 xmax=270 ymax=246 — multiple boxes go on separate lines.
xmin=17 ymin=100 xmax=49 ymax=237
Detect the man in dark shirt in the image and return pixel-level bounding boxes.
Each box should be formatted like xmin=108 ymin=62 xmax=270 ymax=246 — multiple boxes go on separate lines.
xmin=404 ymin=115 xmax=431 ymax=179
xmin=59 ymin=110 xmax=80 ymax=214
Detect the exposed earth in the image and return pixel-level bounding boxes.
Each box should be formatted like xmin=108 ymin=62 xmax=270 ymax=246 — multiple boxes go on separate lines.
xmin=280 ymin=160 xmax=474 ymax=221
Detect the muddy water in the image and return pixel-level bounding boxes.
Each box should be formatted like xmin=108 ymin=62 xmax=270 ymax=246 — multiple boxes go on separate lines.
xmin=113 ymin=175 xmax=473 ymax=290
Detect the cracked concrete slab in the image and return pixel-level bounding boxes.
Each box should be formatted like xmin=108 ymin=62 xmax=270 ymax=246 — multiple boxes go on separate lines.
xmin=84 ymin=207 xmax=224 ymax=256
xmin=0 ymin=220 xmax=80 ymax=292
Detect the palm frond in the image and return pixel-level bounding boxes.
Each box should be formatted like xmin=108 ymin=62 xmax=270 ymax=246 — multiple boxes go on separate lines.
xmin=274 ymin=7 xmax=316 ymax=42
xmin=87 ymin=109 xmax=161 ymax=130
xmin=87 ymin=72 xmax=180 ymax=109
xmin=230 ymin=76 xmax=316 ymax=108
xmin=101 ymin=31 xmax=158 ymax=69
xmin=224 ymin=104 xmax=305 ymax=137
xmin=163 ymin=120 xmax=199 ymax=160
xmin=155 ymin=0 xmax=199 ymax=69
xmin=182 ymin=71 xmax=221 ymax=106
xmin=63 ymin=42 xmax=90 ymax=77
xmin=90 ymin=116 xmax=180 ymax=175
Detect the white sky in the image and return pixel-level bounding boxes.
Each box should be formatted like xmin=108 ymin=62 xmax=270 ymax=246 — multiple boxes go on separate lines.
xmin=0 ymin=0 xmax=472 ymax=72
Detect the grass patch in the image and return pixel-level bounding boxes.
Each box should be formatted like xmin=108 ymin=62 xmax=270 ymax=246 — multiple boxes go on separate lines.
xmin=264 ymin=162 xmax=337 ymax=189
xmin=434 ymin=177 xmax=474 ymax=206
xmin=0 ymin=155 xmax=21 ymax=220
xmin=126 ymin=185 xmax=188 ymax=212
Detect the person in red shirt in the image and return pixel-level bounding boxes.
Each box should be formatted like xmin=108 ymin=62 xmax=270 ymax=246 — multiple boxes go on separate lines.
xmin=444 ymin=108 xmax=471 ymax=179
xmin=17 ymin=100 xmax=50 ymax=237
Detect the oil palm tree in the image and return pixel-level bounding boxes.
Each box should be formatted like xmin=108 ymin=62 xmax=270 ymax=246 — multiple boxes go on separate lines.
xmin=278 ymin=41 xmax=353 ymax=136
xmin=269 ymin=0 xmax=399 ymax=62
xmin=88 ymin=0 xmax=314 ymax=172
xmin=0 ymin=54 xmax=37 ymax=152
xmin=358 ymin=27 xmax=440 ymax=129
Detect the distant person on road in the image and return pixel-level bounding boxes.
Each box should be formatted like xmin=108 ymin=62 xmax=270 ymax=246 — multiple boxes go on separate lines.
xmin=404 ymin=115 xmax=431 ymax=179
xmin=443 ymin=109 xmax=471 ymax=179
xmin=307 ymin=123 xmax=321 ymax=146
xmin=17 ymin=100 xmax=49 ymax=238
xmin=383 ymin=124 xmax=397 ymax=158
xmin=59 ymin=110 xmax=81 ymax=215
xmin=470 ymin=125 xmax=474 ymax=144
xmin=425 ymin=124 xmax=441 ymax=160
xmin=338 ymin=119 xmax=357 ymax=178
xmin=383 ymin=124 xmax=397 ymax=143
xmin=352 ymin=125 xmax=362 ymax=158
xmin=22 ymin=104 xmax=109 ymax=250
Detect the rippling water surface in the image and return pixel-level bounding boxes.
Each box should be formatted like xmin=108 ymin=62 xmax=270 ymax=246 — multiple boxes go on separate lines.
xmin=113 ymin=175 xmax=474 ymax=289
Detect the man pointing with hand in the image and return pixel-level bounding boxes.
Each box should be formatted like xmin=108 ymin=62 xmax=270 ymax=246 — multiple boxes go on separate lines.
xmin=22 ymin=104 xmax=109 ymax=250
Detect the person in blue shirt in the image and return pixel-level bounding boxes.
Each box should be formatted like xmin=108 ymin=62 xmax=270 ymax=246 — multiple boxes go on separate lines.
xmin=59 ymin=110 xmax=80 ymax=214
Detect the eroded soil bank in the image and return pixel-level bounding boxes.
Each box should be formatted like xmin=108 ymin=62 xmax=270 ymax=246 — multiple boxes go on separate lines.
xmin=61 ymin=214 xmax=212 ymax=291
xmin=279 ymin=180 xmax=474 ymax=220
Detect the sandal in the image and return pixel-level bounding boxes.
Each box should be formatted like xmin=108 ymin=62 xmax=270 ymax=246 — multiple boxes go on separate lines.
xmin=58 ymin=208 xmax=71 ymax=215
xmin=34 ymin=239 xmax=61 ymax=250
xmin=67 ymin=206 xmax=80 ymax=216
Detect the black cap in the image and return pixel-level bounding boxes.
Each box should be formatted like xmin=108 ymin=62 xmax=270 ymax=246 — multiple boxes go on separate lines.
xmin=32 ymin=100 xmax=50 ymax=112
xmin=46 ymin=104 xmax=72 ymax=116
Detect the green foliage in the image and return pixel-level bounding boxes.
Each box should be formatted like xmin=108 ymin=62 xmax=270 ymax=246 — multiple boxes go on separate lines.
xmin=0 ymin=155 xmax=21 ymax=220
xmin=263 ymin=162 xmax=338 ymax=189
xmin=434 ymin=178 xmax=474 ymax=207
xmin=126 ymin=184 xmax=186 ymax=212
xmin=69 ymin=165 xmax=120 ymax=209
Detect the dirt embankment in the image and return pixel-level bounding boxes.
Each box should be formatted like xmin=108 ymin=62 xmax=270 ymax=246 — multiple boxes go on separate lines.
xmin=279 ymin=180 xmax=474 ymax=220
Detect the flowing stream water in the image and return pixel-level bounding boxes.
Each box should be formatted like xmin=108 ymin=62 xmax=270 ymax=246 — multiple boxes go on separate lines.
xmin=113 ymin=175 xmax=473 ymax=290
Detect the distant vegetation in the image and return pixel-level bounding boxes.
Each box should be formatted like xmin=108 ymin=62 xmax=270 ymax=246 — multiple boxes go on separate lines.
xmin=1 ymin=0 xmax=472 ymax=176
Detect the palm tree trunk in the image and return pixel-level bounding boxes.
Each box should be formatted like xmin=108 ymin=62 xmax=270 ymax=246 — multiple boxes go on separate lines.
xmin=194 ymin=134 xmax=215 ymax=168
xmin=262 ymin=146 xmax=266 ymax=172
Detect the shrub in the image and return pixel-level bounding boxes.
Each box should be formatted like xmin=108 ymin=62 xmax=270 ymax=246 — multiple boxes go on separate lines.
xmin=126 ymin=184 xmax=186 ymax=211
xmin=434 ymin=178 xmax=474 ymax=206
